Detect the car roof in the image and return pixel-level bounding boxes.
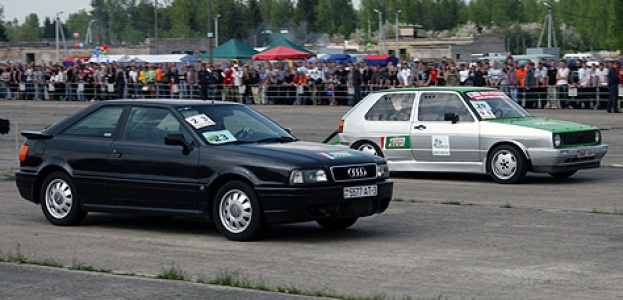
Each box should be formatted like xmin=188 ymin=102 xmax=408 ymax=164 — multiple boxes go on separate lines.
xmin=97 ymin=99 xmax=242 ymax=108
xmin=375 ymin=87 xmax=499 ymax=94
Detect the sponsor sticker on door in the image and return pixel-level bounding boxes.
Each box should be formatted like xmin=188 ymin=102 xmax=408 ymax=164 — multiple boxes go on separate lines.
xmin=432 ymin=135 xmax=450 ymax=156
xmin=385 ymin=136 xmax=411 ymax=149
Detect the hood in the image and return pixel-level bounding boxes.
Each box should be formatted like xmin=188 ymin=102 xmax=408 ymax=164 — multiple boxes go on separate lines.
xmin=483 ymin=117 xmax=598 ymax=133
xmin=220 ymin=141 xmax=380 ymax=167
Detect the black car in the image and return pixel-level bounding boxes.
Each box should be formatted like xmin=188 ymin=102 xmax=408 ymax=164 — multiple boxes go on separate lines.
xmin=15 ymin=100 xmax=392 ymax=241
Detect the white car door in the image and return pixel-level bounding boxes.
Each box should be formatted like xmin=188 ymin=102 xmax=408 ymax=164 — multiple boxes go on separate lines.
xmin=360 ymin=92 xmax=415 ymax=161
xmin=410 ymin=91 xmax=481 ymax=166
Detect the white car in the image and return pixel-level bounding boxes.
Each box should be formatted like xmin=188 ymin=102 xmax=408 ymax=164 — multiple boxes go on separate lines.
xmin=338 ymin=87 xmax=608 ymax=183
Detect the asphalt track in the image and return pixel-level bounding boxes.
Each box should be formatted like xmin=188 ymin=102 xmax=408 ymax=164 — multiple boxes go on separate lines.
xmin=1 ymin=100 xmax=622 ymax=299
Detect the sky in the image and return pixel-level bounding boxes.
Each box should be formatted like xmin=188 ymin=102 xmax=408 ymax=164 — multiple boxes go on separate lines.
xmin=2 ymin=0 xmax=92 ymax=22
xmin=2 ymin=0 xmax=363 ymax=23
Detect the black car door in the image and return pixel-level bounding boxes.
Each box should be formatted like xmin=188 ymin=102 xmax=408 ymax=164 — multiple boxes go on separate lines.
xmin=108 ymin=106 xmax=201 ymax=211
xmin=53 ymin=105 xmax=125 ymax=205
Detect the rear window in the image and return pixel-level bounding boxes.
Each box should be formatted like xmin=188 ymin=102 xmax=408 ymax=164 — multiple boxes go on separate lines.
xmin=365 ymin=93 xmax=414 ymax=121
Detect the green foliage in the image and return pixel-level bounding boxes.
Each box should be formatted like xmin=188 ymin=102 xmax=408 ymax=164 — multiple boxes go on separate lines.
xmin=315 ymin=0 xmax=357 ymax=37
xmin=1 ymin=0 xmax=621 ymax=52
xmin=156 ymin=264 xmax=186 ymax=280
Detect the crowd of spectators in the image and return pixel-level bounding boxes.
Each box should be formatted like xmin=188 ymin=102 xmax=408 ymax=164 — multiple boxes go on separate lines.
xmin=1 ymin=55 xmax=622 ymax=111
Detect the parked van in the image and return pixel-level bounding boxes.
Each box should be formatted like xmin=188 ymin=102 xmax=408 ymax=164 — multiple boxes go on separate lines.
xmin=563 ymin=53 xmax=600 ymax=66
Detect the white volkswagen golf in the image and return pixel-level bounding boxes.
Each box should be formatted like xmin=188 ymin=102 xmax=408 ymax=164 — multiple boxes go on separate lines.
xmin=338 ymin=87 xmax=608 ymax=183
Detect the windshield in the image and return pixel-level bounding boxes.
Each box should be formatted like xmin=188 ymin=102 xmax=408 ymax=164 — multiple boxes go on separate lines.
xmin=178 ymin=105 xmax=296 ymax=145
xmin=465 ymin=91 xmax=532 ymax=119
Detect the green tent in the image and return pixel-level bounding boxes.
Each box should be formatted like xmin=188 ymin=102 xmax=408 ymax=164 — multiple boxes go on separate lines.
xmin=264 ymin=39 xmax=315 ymax=57
xmin=199 ymin=39 xmax=258 ymax=59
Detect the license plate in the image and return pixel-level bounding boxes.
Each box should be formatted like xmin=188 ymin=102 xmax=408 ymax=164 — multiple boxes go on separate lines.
xmin=343 ymin=185 xmax=378 ymax=199
xmin=577 ymin=148 xmax=596 ymax=158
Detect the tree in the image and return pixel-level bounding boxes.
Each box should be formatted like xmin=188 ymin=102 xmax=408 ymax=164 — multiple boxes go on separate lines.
xmin=246 ymin=0 xmax=264 ymax=46
xmin=42 ymin=17 xmax=55 ymax=39
xmin=294 ymin=0 xmax=318 ymax=33
xmin=66 ymin=10 xmax=91 ymax=45
xmin=9 ymin=13 xmax=41 ymax=41
xmin=315 ymin=0 xmax=356 ymax=38
xmin=0 ymin=5 xmax=7 ymax=42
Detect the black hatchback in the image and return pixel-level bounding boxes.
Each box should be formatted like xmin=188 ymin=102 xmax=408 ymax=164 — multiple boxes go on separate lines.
xmin=15 ymin=100 xmax=392 ymax=241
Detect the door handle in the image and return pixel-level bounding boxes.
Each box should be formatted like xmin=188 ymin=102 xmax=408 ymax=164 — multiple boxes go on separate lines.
xmin=414 ymin=124 xmax=427 ymax=130
xmin=113 ymin=149 xmax=123 ymax=158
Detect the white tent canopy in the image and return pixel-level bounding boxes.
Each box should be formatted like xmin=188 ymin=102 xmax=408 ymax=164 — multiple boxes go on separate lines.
xmin=118 ymin=54 xmax=200 ymax=64
xmin=88 ymin=54 xmax=129 ymax=64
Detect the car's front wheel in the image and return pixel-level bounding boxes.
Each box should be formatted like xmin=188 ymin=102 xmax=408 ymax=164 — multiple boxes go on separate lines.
xmin=317 ymin=217 xmax=358 ymax=230
xmin=40 ymin=172 xmax=87 ymax=226
xmin=353 ymin=141 xmax=383 ymax=157
xmin=488 ymin=145 xmax=528 ymax=184
xmin=549 ymin=170 xmax=577 ymax=179
xmin=213 ymin=181 xmax=263 ymax=241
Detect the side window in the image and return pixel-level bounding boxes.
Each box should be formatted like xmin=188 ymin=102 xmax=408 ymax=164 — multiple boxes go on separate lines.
xmin=123 ymin=107 xmax=191 ymax=144
xmin=61 ymin=106 xmax=124 ymax=138
xmin=418 ymin=93 xmax=474 ymax=122
xmin=364 ymin=93 xmax=414 ymax=121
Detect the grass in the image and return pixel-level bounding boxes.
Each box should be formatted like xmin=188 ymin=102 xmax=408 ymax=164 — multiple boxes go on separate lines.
xmin=156 ymin=264 xmax=186 ymax=281
xmin=591 ymin=208 xmax=623 ymax=215
xmin=392 ymin=198 xmax=425 ymax=203
xmin=205 ymin=268 xmax=400 ymax=300
xmin=0 ymin=244 xmax=435 ymax=300
xmin=69 ymin=261 xmax=111 ymax=273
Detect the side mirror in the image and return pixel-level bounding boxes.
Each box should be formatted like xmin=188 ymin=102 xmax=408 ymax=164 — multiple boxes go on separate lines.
xmin=165 ymin=134 xmax=193 ymax=154
xmin=284 ymin=128 xmax=292 ymax=134
xmin=444 ymin=113 xmax=459 ymax=124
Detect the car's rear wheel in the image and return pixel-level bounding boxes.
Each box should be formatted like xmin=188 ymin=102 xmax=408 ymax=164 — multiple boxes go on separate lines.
xmin=317 ymin=217 xmax=358 ymax=230
xmin=549 ymin=170 xmax=577 ymax=179
xmin=353 ymin=141 xmax=383 ymax=157
xmin=213 ymin=181 xmax=263 ymax=241
xmin=488 ymin=145 xmax=528 ymax=184
xmin=40 ymin=172 xmax=87 ymax=226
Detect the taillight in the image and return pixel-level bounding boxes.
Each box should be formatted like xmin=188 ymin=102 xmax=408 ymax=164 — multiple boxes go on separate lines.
xmin=338 ymin=120 xmax=344 ymax=133
xmin=19 ymin=144 xmax=29 ymax=162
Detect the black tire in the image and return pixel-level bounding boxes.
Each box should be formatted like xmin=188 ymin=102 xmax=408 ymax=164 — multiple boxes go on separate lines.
xmin=316 ymin=217 xmax=358 ymax=230
xmin=40 ymin=172 xmax=87 ymax=226
xmin=213 ymin=181 xmax=263 ymax=241
xmin=488 ymin=145 xmax=528 ymax=184
xmin=549 ymin=170 xmax=577 ymax=179
xmin=352 ymin=141 xmax=383 ymax=157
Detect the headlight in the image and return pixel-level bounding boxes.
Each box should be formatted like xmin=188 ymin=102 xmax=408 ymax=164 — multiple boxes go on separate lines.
xmin=553 ymin=134 xmax=562 ymax=147
xmin=377 ymin=163 xmax=390 ymax=179
xmin=290 ymin=169 xmax=328 ymax=185
xmin=595 ymin=131 xmax=601 ymax=143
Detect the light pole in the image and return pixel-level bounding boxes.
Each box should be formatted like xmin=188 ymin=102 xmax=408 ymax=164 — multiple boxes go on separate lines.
xmin=395 ymin=10 xmax=401 ymax=58
xmin=207 ymin=0 xmax=214 ymax=64
xmin=154 ymin=0 xmax=159 ymax=54
xmin=537 ymin=2 xmax=557 ymax=48
xmin=55 ymin=12 xmax=63 ymax=64
xmin=85 ymin=20 xmax=96 ymax=46
xmin=373 ymin=9 xmax=383 ymax=53
xmin=215 ymin=14 xmax=221 ymax=47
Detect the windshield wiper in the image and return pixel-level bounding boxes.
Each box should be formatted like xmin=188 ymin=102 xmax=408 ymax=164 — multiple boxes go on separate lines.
xmin=255 ymin=136 xmax=298 ymax=143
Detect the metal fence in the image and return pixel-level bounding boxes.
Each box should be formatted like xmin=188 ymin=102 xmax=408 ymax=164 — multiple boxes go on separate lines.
xmin=1 ymin=82 xmax=622 ymax=109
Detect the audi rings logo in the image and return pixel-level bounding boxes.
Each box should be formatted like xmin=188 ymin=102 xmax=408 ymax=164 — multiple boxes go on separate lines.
xmin=347 ymin=167 xmax=367 ymax=178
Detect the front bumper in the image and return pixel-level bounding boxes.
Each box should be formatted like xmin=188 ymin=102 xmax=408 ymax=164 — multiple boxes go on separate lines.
xmin=256 ymin=180 xmax=393 ymax=225
xmin=528 ymin=144 xmax=608 ymax=173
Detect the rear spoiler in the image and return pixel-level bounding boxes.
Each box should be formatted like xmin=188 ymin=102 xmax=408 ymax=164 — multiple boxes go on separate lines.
xmin=21 ymin=130 xmax=53 ymax=140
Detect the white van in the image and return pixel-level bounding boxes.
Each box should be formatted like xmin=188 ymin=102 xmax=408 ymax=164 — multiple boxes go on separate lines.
xmin=563 ymin=53 xmax=600 ymax=66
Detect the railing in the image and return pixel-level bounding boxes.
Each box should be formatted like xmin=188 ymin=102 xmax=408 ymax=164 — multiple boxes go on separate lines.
xmin=1 ymin=82 xmax=621 ymax=109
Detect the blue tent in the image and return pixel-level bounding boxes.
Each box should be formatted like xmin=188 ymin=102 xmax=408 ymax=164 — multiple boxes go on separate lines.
xmin=363 ymin=54 xmax=399 ymax=66
xmin=326 ymin=54 xmax=353 ymax=64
